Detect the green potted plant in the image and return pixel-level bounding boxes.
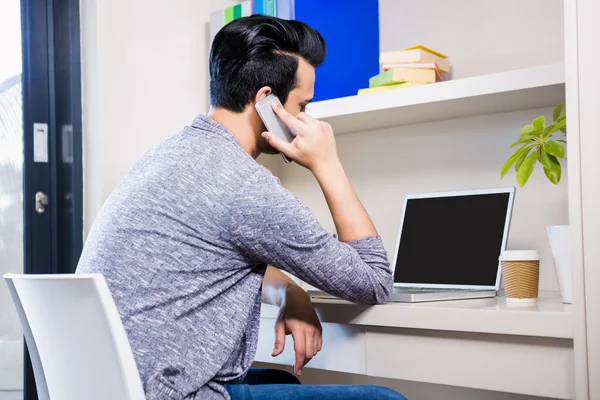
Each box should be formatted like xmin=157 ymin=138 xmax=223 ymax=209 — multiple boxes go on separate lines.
xmin=500 ymin=103 xmax=566 ymax=187
xmin=500 ymin=103 xmax=571 ymax=304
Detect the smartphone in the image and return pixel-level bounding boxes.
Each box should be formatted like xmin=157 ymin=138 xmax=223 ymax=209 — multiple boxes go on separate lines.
xmin=255 ymin=94 xmax=296 ymax=163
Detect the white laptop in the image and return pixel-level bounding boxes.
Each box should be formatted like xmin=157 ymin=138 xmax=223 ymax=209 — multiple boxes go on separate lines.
xmin=310 ymin=187 xmax=515 ymax=303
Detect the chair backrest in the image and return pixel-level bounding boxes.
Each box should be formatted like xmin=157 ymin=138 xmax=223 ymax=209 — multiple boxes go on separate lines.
xmin=3 ymin=273 xmax=145 ymax=400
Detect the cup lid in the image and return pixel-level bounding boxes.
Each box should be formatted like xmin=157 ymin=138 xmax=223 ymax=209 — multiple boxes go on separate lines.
xmin=499 ymin=250 xmax=540 ymax=261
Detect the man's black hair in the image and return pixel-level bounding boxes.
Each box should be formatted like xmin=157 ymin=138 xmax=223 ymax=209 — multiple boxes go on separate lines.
xmin=209 ymin=15 xmax=326 ymax=112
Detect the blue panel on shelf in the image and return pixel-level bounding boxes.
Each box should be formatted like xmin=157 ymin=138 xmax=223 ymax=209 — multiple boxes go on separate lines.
xmin=252 ymin=0 xmax=262 ymax=14
xmin=295 ymin=0 xmax=379 ymax=101
xmin=277 ymin=0 xmax=295 ymax=20
xmin=252 ymin=0 xmax=276 ymax=16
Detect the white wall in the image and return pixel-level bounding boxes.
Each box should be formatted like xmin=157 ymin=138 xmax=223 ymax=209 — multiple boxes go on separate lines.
xmin=379 ymin=0 xmax=564 ymax=79
xmin=81 ymin=0 xmax=241 ymax=233
xmin=566 ymin=0 xmax=600 ymax=397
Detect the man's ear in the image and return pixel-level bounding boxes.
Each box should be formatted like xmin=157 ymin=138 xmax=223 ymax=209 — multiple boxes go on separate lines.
xmin=254 ymin=86 xmax=272 ymax=103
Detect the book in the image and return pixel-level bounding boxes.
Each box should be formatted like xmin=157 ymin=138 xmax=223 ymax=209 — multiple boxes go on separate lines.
xmin=210 ymin=2 xmax=251 ymax=42
xmin=403 ymin=45 xmax=448 ymax=58
xmin=369 ymin=68 xmax=438 ymax=88
xmin=296 ymin=0 xmax=379 ymax=101
xmin=381 ymin=62 xmax=442 ymax=80
xmin=276 ymin=0 xmax=295 ymax=19
xmin=380 ymin=45 xmax=450 ymax=72
xmin=252 ymin=0 xmax=276 ymax=16
xmin=357 ymin=82 xmax=429 ymax=95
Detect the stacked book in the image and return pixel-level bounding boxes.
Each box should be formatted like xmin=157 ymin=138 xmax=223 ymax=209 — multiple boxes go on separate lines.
xmin=358 ymin=45 xmax=451 ymax=95
xmin=210 ymin=2 xmax=251 ymax=42
xmin=211 ymin=1 xmax=294 ymax=43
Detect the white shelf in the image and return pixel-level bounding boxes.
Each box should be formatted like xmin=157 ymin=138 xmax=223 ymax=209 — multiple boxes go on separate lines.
xmin=308 ymin=64 xmax=565 ymax=135
xmin=261 ymin=291 xmax=573 ymax=339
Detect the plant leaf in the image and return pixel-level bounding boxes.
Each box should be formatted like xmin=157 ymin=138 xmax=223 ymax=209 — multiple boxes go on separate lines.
xmin=553 ymin=103 xmax=565 ymax=122
xmin=558 ymin=139 xmax=566 ymax=143
xmin=540 ymin=150 xmax=562 ymax=184
xmin=517 ymin=151 xmax=538 ymax=187
xmin=515 ymin=146 xmax=533 ymax=172
xmin=555 ymin=118 xmax=567 ymax=131
xmin=501 ymin=145 xmax=534 ymax=179
xmin=544 ymin=140 xmax=565 ymax=158
xmin=543 ymin=119 xmax=567 ymax=139
xmin=520 ymin=124 xmax=536 ymax=137
xmin=510 ymin=135 xmax=536 ymax=148
xmin=557 ymin=115 xmax=567 ymax=134
xmin=532 ymin=116 xmax=545 ymax=134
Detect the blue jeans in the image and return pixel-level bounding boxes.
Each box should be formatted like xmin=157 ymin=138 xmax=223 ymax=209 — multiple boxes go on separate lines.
xmin=224 ymin=368 xmax=407 ymax=400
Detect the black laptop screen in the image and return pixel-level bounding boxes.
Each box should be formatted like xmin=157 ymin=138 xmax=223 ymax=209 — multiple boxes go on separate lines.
xmin=394 ymin=192 xmax=511 ymax=286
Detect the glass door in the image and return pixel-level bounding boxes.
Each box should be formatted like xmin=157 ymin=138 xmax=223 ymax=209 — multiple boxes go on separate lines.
xmin=0 ymin=1 xmax=25 ymax=398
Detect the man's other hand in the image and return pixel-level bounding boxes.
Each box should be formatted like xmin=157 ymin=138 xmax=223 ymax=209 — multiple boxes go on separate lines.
xmin=272 ymin=285 xmax=323 ymax=376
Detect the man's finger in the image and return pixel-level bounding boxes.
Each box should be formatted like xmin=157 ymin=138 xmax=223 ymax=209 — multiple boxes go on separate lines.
xmin=292 ymin=328 xmax=306 ymax=376
xmin=295 ymin=112 xmax=315 ymax=125
xmin=318 ymin=335 xmax=323 ymax=352
xmin=272 ymin=103 xmax=305 ymax=132
xmin=261 ymin=132 xmax=296 ymax=158
xmin=305 ymin=329 xmax=315 ymax=361
xmin=272 ymin=320 xmax=286 ymax=357
xmin=313 ymin=331 xmax=320 ymax=356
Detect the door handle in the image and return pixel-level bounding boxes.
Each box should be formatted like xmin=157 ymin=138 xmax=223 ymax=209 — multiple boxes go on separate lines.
xmin=35 ymin=192 xmax=49 ymax=213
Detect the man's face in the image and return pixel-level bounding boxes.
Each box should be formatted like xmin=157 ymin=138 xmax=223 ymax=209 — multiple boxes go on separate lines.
xmin=283 ymin=57 xmax=315 ymax=115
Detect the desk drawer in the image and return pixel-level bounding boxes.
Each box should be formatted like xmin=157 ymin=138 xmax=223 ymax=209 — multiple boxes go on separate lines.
xmin=255 ymin=318 xmax=366 ymax=374
xmin=365 ymin=327 xmax=574 ymax=399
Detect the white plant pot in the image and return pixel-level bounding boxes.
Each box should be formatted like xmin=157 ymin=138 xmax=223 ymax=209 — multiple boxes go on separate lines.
xmin=547 ymin=225 xmax=572 ymax=304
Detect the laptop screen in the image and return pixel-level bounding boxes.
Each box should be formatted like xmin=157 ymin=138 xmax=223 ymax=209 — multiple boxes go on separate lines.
xmin=394 ymin=192 xmax=511 ymax=287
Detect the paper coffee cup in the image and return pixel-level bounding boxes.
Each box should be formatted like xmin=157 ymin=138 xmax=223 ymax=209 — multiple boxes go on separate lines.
xmin=499 ymin=250 xmax=540 ymax=305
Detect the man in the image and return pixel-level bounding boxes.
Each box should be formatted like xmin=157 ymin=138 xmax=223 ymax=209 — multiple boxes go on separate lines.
xmin=77 ymin=15 xmax=405 ymax=400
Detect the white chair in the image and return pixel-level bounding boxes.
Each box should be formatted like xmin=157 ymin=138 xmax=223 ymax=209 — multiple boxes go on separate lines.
xmin=3 ymin=273 xmax=146 ymax=400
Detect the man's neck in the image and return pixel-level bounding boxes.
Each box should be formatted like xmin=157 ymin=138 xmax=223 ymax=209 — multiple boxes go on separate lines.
xmin=208 ymin=107 xmax=262 ymax=159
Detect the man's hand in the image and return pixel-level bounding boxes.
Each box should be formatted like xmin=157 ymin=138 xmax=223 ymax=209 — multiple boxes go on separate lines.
xmin=262 ymin=103 xmax=340 ymax=174
xmin=272 ymin=285 xmax=322 ymax=376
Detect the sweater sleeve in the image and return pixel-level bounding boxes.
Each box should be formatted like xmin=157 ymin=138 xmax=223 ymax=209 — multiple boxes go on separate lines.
xmin=226 ymin=170 xmax=393 ymax=305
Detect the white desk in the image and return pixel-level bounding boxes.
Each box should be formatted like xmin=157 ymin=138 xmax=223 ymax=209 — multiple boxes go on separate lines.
xmin=255 ymin=291 xmax=574 ymax=399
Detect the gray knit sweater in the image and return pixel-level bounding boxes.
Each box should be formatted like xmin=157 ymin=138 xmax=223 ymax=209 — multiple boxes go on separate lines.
xmin=76 ymin=115 xmax=392 ymax=399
